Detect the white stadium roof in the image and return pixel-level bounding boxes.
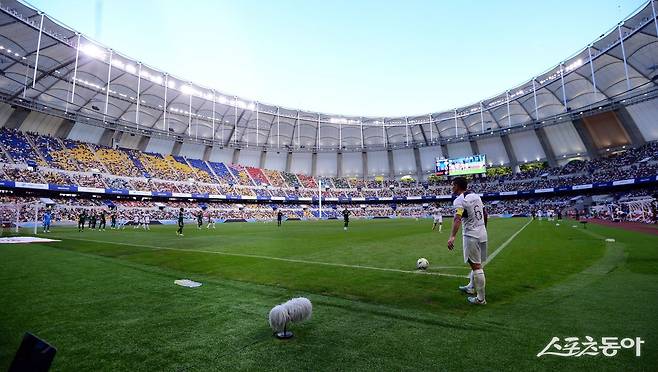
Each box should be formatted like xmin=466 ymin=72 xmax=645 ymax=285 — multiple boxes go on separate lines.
xmin=0 ymin=0 xmax=657 ymax=152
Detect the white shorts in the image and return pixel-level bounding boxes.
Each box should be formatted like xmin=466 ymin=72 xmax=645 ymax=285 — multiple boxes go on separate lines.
xmin=433 ymin=218 xmax=442 ymax=223
xmin=463 ymin=236 xmax=488 ymax=264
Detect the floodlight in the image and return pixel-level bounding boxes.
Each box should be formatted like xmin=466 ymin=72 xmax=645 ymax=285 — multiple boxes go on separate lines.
xmin=81 ymin=44 xmax=105 ymax=59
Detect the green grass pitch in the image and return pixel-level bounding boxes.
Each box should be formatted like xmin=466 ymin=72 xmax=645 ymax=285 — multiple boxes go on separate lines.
xmin=1 ymin=218 xmax=656 ymax=371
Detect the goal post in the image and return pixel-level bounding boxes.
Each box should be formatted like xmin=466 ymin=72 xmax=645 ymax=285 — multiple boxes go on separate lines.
xmin=0 ymin=200 xmax=42 ymax=235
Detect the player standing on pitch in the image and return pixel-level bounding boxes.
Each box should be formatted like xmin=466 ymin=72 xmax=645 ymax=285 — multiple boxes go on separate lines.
xmin=447 ymin=177 xmax=488 ymax=305
xmin=42 ymin=209 xmax=51 ymax=233
xmin=98 ymin=211 xmax=106 ymax=231
xmin=206 ymin=211 xmax=216 ymax=229
xmin=177 ymin=208 xmax=185 ymax=236
xmin=78 ymin=210 xmax=86 ymax=232
xmin=277 ymin=210 xmax=283 ymax=227
xmin=432 ymin=208 xmax=443 ymax=232
xmin=342 ymin=207 xmax=350 ymax=231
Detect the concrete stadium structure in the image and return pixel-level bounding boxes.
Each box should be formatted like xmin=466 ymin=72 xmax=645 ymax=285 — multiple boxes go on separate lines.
xmin=0 ymin=0 xmax=657 ymax=180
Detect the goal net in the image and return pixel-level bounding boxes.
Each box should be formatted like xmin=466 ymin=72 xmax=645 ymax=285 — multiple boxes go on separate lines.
xmin=0 ymin=200 xmax=47 ymax=235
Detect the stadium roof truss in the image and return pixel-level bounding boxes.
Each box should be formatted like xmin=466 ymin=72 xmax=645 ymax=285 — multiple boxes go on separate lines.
xmin=0 ymin=0 xmax=657 ymax=152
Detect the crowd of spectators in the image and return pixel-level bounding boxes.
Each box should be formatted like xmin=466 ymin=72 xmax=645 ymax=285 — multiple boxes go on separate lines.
xmin=1 ymin=128 xmax=657 ymax=200
xmin=1 ymin=189 xmax=655 ymax=226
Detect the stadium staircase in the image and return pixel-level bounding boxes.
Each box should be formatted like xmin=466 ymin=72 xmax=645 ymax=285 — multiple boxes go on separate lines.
xmin=22 ymin=133 xmax=49 ymax=166
xmin=207 ymin=161 xmax=238 ymax=184
xmin=246 ymin=166 xmax=269 ymax=186
xmin=185 ymin=157 xmax=219 ymax=184
xmin=0 ymin=142 xmax=13 ymax=163
xmin=227 ymin=164 xmax=255 ymax=186
xmin=85 ymin=144 xmax=111 ymax=174
xmin=203 ymin=160 xmax=222 ymax=183
xmin=123 ymin=150 xmax=150 ymax=178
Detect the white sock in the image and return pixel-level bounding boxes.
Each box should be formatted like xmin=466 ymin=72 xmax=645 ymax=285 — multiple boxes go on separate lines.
xmin=467 ymin=270 xmax=474 ymax=288
xmin=473 ymin=269 xmax=486 ymax=301
xmin=439 ymin=225 xmax=442 ymax=232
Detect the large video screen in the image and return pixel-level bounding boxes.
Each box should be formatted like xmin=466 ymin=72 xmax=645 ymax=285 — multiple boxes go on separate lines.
xmin=435 ymin=159 xmax=450 ymax=176
xmin=435 ymin=154 xmax=487 ymax=176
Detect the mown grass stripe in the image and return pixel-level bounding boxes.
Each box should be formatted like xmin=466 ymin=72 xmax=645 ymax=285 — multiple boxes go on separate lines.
xmin=42 ymin=235 xmax=468 ymax=278
xmin=484 ymin=218 xmax=533 ymax=266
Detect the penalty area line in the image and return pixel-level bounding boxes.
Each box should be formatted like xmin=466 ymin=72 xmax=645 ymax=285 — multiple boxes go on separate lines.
xmin=484 ymin=218 xmax=533 ymax=266
xmin=42 ymin=235 xmax=467 ymax=278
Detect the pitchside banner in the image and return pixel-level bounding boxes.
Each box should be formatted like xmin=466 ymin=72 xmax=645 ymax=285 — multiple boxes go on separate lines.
xmin=77 ymin=186 xmax=104 ymax=193
xmin=129 ymin=190 xmax=151 ymax=196
xmin=14 ymin=182 xmax=48 ymax=190
xmin=48 ymin=184 xmax=75 ymax=192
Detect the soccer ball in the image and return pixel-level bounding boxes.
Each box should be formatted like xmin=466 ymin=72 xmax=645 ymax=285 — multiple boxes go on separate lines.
xmin=416 ymin=258 xmax=429 ymax=270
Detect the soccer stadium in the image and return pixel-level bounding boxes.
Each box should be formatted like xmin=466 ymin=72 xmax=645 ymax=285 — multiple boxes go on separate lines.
xmin=0 ymin=0 xmax=657 ymax=370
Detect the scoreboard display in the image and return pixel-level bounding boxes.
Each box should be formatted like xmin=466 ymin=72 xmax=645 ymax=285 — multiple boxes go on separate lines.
xmin=435 ymin=154 xmax=487 ymax=176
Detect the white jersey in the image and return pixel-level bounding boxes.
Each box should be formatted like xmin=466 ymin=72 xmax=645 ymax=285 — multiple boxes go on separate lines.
xmin=453 ymin=192 xmax=487 ymax=241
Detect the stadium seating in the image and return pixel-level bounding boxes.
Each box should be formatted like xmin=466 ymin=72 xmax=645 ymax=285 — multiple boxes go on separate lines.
xmin=246 ymin=166 xmax=269 ymax=185
xmin=173 ymin=156 xmax=214 ymax=183
xmin=42 ymin=170 xmax=72 ymax=185
xmin=208 ymin=161 xmax=236 ymax=184
xmin=196 ymin=183 xmax=220 ymax=194
xmin=282 ymin=172 xmax=301 ymax=188
xmin=177 ymin=182 xmax=199 ymax=194
xmin=72 ymin=174 xmax=106 ymax=188
xmin=332 ymin=177 xmax=350 ymax=188
xmin=93 ymin=145 xmax=143 ymax=177
xmin=187 ymin=158 xmax=218 ymax=183
xmin=1 ymin=166 xmax=43 ymax=183
xmin=138 ymin=153 xmax=179 ymax=180
xmin=227 ymin=164 xmax=254 ymax=186
xmin=0 ymin=127 xmax=656 ymax=203
xmin=268 ymin=187 xmax=289 ymax=197
xmin=262 ymin=169 xmax=288 ymax=188
xmin=0 ymin=128 xmax=41 ymax=166
xmin=350 ymin=178 xmax=366 ymax=189
xmin=131 ymin=179 xmax=151 ymax=191
xmin=253 ymin=187 xmax=271 ymax=198
xmin=318 ymin=177 xmax=335 ymax=188
xmin=105 ymin=177 xmax=132 ymax=190
xmin=28 ymin=133 xmax=76 ymax=170
xmin=297 ymin=174 xmax=317 ymax=188
xmin=123 ymin=149 xmax=150 ymax=177
xmin=63 ymin=139 xmax=106 ymax=172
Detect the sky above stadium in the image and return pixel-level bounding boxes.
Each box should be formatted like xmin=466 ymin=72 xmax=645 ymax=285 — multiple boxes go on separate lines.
xmin=29 ymin=0 xmax=644 ymax=117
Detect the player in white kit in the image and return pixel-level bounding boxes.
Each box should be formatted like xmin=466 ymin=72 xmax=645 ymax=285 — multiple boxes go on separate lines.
xmin=143 ymin=212 xmax=150 ymax=230
xmin=206 ymin=211 xmax=216 ymax=229
xmin=432 ymin=208 xmax=443 ymax=232
xmin=447 ymin=177 xmax=488 ymax=305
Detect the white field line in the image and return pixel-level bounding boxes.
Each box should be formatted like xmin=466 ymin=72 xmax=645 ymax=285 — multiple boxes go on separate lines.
xmin=484 ymin=218 xmax=533 ymax=266
xmin=41 ymin=235 xmax=467 ymax=278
